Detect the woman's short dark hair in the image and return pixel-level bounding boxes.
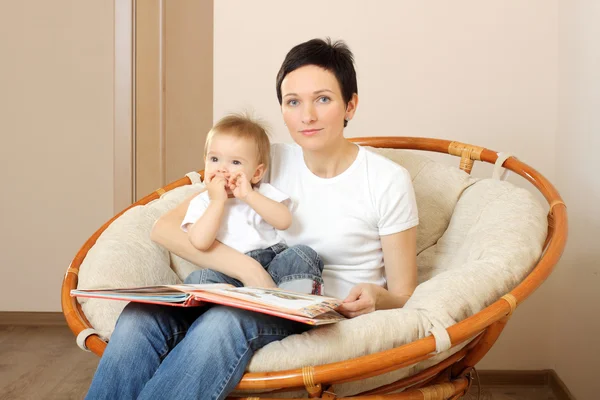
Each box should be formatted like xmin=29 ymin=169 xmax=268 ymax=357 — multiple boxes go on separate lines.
xmin=276 ymin=38 xmax=358 ymax=127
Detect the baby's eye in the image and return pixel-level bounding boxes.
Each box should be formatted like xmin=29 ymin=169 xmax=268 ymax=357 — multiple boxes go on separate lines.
xmin=210 ymin=156 xmax=218 ymax=162
xmin=232 ymin=160 xmax=241 ymax=165
xmin=287 ymin=99 xmax=299 ymax=107
xmin=317 ymin=96 xmax=331 ymax=104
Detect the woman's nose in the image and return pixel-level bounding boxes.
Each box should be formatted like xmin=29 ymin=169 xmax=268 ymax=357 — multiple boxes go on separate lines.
xmin=302 ymin=104 xmax=317 ymax=124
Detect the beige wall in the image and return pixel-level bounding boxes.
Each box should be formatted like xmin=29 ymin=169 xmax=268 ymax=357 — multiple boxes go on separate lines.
xmin=555 ymin=1 xmax=600 ymax=399
xmin=215 ymin=0 xmax=559 ymax=369
xmin=0 ymin=1 xmax=115 ymax=311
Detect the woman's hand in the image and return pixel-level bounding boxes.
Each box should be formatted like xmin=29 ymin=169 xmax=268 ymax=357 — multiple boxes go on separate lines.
xmin=206 ymin=174 xmax=229 ymax=202
xmin=337 ymin=283 xmax=383 ymax=318
xmin=228 ymin=171 xmax=252 ymax=200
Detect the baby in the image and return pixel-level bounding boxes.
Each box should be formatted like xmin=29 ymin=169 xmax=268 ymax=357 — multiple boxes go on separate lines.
xmin=182 ymin=113 xmax=323 ymax=295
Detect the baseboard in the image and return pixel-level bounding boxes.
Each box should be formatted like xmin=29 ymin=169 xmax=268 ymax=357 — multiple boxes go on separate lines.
xmin=0 ymin=311 xmax=66 ymax=326
xmin=474 ymin=369 xmax=576 ymax=400
xmin=549 ymin=370 xmax=577 ymax=400
xmin=476 ymin=369 xmax=549 ymax=386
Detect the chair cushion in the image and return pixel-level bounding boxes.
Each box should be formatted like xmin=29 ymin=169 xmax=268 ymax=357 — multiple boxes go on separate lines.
xmin=77 ymin=181 xmax=205 ymax=338
xmin=75 ymin=150 xmax=547 ymax=396
xmin=365 ymin=147 xmax=477 ymax=254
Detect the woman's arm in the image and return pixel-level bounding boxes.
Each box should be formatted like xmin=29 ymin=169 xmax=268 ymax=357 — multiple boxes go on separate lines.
xmin=150 ymin=191 xmax=276 ymax=288
xmin=337 ymin=227 xmax=417 ymax=318
xmin=377 ymin=226 xmax=418 ymax=308
xmin=243 ymin=191 xmax=292 ymax=230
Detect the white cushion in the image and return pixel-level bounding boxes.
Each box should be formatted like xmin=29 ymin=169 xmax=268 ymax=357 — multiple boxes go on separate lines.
xmin=75 ymin=150 xmax=547 ymax=396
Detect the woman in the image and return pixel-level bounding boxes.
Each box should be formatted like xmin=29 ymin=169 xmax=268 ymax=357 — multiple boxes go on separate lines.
xmin=86 ymin=38 xmax=418 ymax=400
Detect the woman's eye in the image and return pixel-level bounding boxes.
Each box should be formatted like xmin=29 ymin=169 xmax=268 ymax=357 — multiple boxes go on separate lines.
xmin=287 ymin=99 xmax=299 ymax=107
xmin=232 ymin=160 xmax=241 ymax=165
xmin=210 ymin=156 xmax=218 ymax=162
xmin=317 ymin=96 xmax=331 ymax=104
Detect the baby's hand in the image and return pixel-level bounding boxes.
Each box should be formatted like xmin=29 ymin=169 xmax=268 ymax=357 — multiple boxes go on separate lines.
xmin=228 ymin=172 xmax=252 ymax=200
xmin=206 ymin=174 xmax=228 ymax=202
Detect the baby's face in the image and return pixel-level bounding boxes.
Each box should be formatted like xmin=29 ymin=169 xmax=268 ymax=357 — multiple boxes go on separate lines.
xmin=204 ymin=133 xmax=262 ymax=185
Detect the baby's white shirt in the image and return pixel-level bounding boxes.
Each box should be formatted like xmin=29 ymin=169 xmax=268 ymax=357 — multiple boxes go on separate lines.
xmin=181 ymin=183 xmax=291 ymax=254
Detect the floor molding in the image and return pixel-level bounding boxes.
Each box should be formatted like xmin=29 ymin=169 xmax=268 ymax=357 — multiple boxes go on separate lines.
xmin=474 ymin=369 xmax=576 ymax=400
xmin=549 ymin=369 xmax=577 ymax=400
xmin=0 ymin=311 xmax=66 ymax=326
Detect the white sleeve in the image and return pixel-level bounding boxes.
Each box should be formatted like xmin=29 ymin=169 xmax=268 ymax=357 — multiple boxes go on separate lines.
xmin=180 ymin=192 xmax=210 ymax=232
xmin=256 ymin=183 xmax=293 ymax=211
xmin=375 ymin=166 xmax=419 ymax=236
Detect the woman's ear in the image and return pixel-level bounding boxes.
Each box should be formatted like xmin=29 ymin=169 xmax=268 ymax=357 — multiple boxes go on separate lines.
xmin=345 ymin=93 xmax=359 ymax=121
xmin=251 ymin=164 xmax=266 ymax=184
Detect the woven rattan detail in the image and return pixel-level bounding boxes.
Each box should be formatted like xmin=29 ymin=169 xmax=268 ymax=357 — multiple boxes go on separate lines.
xmin=302 ymin=365 xmax=322 ymax=397
xmin=547 ymin=200 xmax=565 ymax=230
xmin=302 ymin=365 xmax=324 ymax=397
xmin=548 ymin=213 xmax=556 ymax=229
xmin=67 ymin=267 xmax=79 ymax=276
xmin=418 ymin=382 xmax=456 ymax=400
xmin=302 ymin=366 xmax=316 ymax=388
xmin=448 ymin=142 xmax=484 ymax=160
xmin=448 ymin=142 xmax=484 ymax=174
xmin=155 ymin=188 xmax=166 ymax=196
xmin=501 ymin=293 xmax=518 ymax=316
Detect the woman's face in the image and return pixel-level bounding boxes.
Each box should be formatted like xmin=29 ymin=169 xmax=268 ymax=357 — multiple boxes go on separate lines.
xmin=280 ymin=65 xmax=357 ymax=152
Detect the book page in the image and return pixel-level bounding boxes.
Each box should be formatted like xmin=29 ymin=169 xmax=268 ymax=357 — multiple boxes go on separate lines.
xmin=197 ymin=287 xmax=342 ymax=317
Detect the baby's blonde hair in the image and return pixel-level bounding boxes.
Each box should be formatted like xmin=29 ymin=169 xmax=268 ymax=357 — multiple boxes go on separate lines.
xmin=204 ymin=113 xmax=271 ymax=170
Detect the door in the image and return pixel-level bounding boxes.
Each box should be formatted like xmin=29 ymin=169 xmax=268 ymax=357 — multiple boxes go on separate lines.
xmin=135 ymin=0 xmax=213 ymax=201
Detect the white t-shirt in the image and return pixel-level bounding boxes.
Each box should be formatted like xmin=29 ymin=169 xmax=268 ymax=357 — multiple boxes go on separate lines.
xmin=265 ymin=143 xmax=419 ymax=300
xmin=181 ymin=183 xmax=292 ymax=254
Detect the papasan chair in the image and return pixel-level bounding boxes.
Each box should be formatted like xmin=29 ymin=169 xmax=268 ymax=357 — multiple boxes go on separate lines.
xmin=61 ymin=136 xmax=567 ymax=399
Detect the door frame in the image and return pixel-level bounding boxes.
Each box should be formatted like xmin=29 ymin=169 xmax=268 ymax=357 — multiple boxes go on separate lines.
xmin=113 ymin=0 xmax=134 ymax=213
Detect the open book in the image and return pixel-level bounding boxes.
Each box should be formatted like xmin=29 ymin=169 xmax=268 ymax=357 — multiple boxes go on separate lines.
xmin=71 ymin=284 xmax=345 ymax=326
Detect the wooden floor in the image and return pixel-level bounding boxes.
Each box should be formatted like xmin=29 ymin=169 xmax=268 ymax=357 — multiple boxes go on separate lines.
xmin=0 ymin=325 xmax=559 ymax=400
xmin=0 ymin=325 xmax=99 ymax=400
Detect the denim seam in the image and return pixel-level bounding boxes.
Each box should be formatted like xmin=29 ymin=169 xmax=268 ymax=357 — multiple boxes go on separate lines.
xmin=289 ymin=246 xmax=323 ymax=274
xmin=159 ymin=329 xmax=189 ymax=360
xmin=277 ymin=274 xmax=324 ymax=284
xmin=270 ymin=242 xmax=288 ymax=254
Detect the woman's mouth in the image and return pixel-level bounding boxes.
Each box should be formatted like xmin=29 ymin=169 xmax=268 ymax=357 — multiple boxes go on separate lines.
xmin=299 ymin=129 xmax=323 ymax=136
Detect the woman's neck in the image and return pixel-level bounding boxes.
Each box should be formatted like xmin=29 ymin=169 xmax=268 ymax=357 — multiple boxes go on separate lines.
xmin=302 ymin=140 xmax=359 ymax=179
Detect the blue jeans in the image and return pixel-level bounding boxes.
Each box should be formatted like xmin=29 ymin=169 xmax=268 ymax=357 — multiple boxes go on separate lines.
xmin=85 ymin=244 xmax=321 ymax=400
xmin=185 ymin=243 xmax=324 ymax=295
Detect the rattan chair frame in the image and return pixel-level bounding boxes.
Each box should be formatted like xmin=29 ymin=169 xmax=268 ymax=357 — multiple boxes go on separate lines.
xmin=61 ymin=137 xmax=567 ymax=400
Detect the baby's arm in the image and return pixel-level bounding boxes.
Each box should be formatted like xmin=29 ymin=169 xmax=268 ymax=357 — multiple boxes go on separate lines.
xmin=187 ymin=175 xmax=229 ymax=251
xmin=151 ymin=191 xmax=276 ymax=288
xmin=187 ymin=199 xmax=226 ymax=251
xmin=243 ymin=191 xmax=292 ymax=230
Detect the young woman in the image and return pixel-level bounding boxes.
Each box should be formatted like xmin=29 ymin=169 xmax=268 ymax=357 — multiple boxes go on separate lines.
xmin=86 ymin=38 xmax=418 ymax=400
